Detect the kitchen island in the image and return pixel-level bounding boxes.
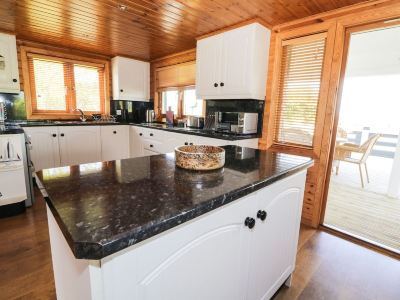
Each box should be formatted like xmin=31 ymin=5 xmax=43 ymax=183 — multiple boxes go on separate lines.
xmin=36 ymin=146 xmax=313 ymax=300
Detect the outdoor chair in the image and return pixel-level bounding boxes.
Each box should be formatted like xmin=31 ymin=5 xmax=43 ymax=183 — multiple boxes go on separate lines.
xmin=334 ymin=133 xmax=381 ymax=188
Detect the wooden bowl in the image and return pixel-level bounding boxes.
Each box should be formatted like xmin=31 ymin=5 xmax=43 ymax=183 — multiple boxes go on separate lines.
xmin=175 ymin=145 xmax=225 ymax=171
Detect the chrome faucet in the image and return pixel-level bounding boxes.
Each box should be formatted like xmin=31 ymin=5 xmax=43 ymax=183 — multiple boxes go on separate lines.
xmin=74 ymin=108 xmax=87 ymax=122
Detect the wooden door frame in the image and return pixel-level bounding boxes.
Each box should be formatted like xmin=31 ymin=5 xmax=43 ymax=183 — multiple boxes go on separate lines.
xmin=319 ymin=13 xmax=400 ymax=225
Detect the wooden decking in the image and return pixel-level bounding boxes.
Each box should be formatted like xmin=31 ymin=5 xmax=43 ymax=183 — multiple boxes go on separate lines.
xmin=325 ymin=181 xmax=400 ymax=251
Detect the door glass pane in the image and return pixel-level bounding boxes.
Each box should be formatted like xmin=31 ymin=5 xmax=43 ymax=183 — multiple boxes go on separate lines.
xmin=183 ymin=88 xmax=203 ymax=116
xmin=161 ymin=90 xmax=179 ymax=114
xmin=74 ymin=65 xmax=102 ymax=112
xmin=33 ymin=59 xmax=66 ymax=111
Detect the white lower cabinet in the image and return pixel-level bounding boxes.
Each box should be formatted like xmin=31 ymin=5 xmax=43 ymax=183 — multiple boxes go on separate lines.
xmin=47 ymin=171 xmax=307 ymax=300
xmin=24 ymin=127 xmax=61 ymax=171
xmin=100 ymin=126 xmax=129 ymax=161
xmin=58 ymin=126 xmax=102 ymax=166
xmin=130 ymin=125 xmax=259 ymax=158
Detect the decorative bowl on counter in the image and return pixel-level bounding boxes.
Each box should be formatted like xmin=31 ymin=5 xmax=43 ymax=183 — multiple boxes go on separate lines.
xmin=175 ymin=145 xmax=225 ymax=171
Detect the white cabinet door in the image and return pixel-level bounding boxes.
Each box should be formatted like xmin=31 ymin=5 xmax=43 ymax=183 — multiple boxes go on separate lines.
xmin=24 ymin=127 xmax=60 ymax=171
xmin=130 ymin=126 xmax=145 ymax=158
xmin=0 ymin=33 xmax=20 ymax=93
xmin=100 ymin=126 xmax=129 ymax=161
xmin=247 ymin=171 xmax=306 ymax=300
xmin=58 ymin=126 xmax=101 ymax=166
xmin=112 ymin=57 xmax=150 ymax=101
xmin=220 ymin=25 xmax=251 ymax=97
xmin=196 ymin=34 xmax=222 ymax=98
xmin=102 ymin=193 xmax=256 ymax=300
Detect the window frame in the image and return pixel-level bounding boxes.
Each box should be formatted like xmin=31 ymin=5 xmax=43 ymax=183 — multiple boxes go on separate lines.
xmin=21 ymin=46 xmax=110 ymax=120
xmin=157 ymin=85 xmax=204 ymax=119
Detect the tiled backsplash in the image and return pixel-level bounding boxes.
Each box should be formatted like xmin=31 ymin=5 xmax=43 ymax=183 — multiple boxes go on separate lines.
xmin=110 ymin=100 xmax=154 ymax=123
xmin=205 ymin=99 xmax=264 ymax=133
xmin=0 ymin=92 xmax=27 ymax=121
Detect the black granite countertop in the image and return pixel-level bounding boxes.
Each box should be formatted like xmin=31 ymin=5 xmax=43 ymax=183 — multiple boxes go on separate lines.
xmin=0 ymin=124 xmax=24 ymax=134
xmin=36 ymin=146 xmax=313 ymax=260
xmin=133 ymin=123 xmax=261 ymax=141
xmin=18 ymin=120 xmax=123 ymax=127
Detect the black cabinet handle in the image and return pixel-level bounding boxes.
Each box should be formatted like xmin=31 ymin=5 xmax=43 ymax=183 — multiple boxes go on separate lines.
xmin=139 ymin=133 xmax=143 ymax=136
xmin=150 ymin=133 xmax=154 ymax=137
xmin=257 ymin=210 xmax=267 ymax=221
xmin=52 ymin=133 xmax=57 ymax=137
xmin=150 ymin=144 xmax=153 ymax=148
xmin=220 ymin=82 xmax=224 ymax=87
xmin=12 ymin=78 xmax=18 ymax=83
xmin=214 ymin=83 xmax=218 ymax=87
xmin=184 ymin=142 xmax=188 ymax=145
xmin=60 ymin=133 xmax=65 ymax=137
xmin=244 ymin=217 xmax=255 ymax=229
xmin=113 ymin=131 xmax=117 ymax=134
xmin=120 ymin=89 xmax=124 ymax=92
xmin=189 ymin=142 xmax=193 ymax=145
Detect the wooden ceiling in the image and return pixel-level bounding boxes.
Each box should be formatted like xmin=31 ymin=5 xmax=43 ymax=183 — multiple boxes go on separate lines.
xmin=0 ymin=0 xmax=369 ymax=61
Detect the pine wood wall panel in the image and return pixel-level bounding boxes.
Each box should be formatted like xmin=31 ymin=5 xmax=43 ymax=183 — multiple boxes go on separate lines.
xmin=0 ymin=0 xmax=369 ymax=61
xmin=260 ymin=0 xmax=400 ymax=228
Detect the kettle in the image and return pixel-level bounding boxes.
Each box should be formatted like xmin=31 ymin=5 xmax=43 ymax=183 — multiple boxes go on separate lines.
xmin=146 ymin=110 xmax=155 ymax=123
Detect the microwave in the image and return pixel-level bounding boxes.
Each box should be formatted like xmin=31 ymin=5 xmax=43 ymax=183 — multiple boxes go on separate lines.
xmin=215 ymin=112 xmax=258 ymax=134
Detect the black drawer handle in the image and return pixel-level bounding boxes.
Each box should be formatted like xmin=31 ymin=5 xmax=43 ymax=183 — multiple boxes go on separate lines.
xmin=60 ymin=133 xmax=65 ymax=137
xmin=52 ymin=133 xmax=57 ymax=137
xmin=12 ymin=78 xmax=18 ymax=83
xmin=120 ymin=89 xmax=124 ymax=92
xmin=214 ymin=83 xmax=218 ymax=87
xmin=189 ymin=142 xmax=193 ymax=145
xmin=244 ymin=217 xmax=255 ymax=229
xmin=220 ymin=82 xmax=224 ymax=87
xmin=113 ymin=131 xmax=117 ymax=134
xmin=184 ymin=142 xmax=188 ymax=145
xmin=150 ymin=133 xmax=154 ymax=137
xmin=139 ymin=133 xmax=143 ymax=136
xmin=257 ymin=210 xmax=267 ymax=221
xmin=150 ymin=144 xmax=153 ymax=148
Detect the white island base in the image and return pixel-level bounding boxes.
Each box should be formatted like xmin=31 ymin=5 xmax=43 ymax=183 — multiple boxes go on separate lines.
xmin=47 ymin=171 xmax=307 ymax=300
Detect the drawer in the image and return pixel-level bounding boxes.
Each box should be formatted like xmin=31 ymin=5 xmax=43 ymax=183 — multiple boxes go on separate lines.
xmin=142 ymin=139 xmax=162 ymax=153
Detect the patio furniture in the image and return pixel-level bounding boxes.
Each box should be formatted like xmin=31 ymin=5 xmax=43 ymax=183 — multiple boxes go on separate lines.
xmin=334 ymin=133 xmax=381 ymax=188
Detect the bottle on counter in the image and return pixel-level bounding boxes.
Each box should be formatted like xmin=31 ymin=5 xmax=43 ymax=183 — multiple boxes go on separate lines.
xmin=166 ymin=106 xmax=174 ymax=127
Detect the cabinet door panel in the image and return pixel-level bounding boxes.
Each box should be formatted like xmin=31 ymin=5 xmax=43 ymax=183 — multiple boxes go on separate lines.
xmin=58 ymin=126 xmax=101 ymax=166
xmin=24 ymin=127 xmax=60 ymax=171
xmin=130 ymin=126 xmax=145 ymax=157
xmin=102 ymin=194 xmax=256 ymax=300
xmin=101 ymin=126 xmax=129 ymax=161
xmin=247 ymin=171 xmax=306 ymax=300
xmin=0 ymin=34 xmax=19 ymax=93
xmin=196 ymin=34 xmax=222 ymax=98
xmin=220 ymin=26 xmax=252 ymax=97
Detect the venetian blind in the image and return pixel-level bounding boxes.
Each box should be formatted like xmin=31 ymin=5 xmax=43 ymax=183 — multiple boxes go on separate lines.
xmin=274 ymin=34 xmax=327 ymax=147
xmin=28 ymin=54 xmax=106 ymax=115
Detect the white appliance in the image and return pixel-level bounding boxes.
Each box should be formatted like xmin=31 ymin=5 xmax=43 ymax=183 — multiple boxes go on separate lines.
xmin=0 ymin=133 xmax=27 ymax=217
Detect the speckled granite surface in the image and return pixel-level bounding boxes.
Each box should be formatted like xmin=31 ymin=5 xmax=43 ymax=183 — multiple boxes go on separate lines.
xmin=132 ymin=123 xmax=260 ymax=141
xmin=36 ymin=146 xmax=313 ymax=260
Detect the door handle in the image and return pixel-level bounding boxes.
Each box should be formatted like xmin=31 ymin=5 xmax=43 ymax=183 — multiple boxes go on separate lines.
xmin=244 ymin=217 xmax=255 ymax=229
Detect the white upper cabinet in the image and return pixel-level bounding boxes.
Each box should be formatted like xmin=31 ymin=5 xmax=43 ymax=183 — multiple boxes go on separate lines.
xmin=112 ymin=56 xmax=150 ymax=101
xmin=196 ymin=22 xmax=270 ymax=100
xmin=0 ymin=33 xmax=20 ymax=93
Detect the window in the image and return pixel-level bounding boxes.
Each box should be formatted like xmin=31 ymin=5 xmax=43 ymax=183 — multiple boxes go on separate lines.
xmin=24 ymin=50 xmax=108 ymax=118
xmin=274 ymin=34 xmax=327 ymax=147
xmin=161 ymin=90 xmax=179 ymax=114
xmin=160 ymin=87 xmax=203 ymax=117
xmin=183 ymin=88 xmax=203 ymax=116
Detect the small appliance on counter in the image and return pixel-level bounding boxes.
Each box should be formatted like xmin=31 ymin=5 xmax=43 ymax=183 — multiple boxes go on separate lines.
xmin=166 ymin=107 xmax=174 ymax=127
xmin=186 ymin=116 xmax=204 ymax=129
xmin=0 ymin=132 xmax=34 ymax=218
xmin=215 ymin=112 xmax=258 ymax=134
xmin=146 ymin=109 xmax=155 ymax=123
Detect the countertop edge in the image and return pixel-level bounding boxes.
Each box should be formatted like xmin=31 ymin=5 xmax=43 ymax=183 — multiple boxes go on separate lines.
xmin=43 ymin=159 xmax=313 ymax=260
